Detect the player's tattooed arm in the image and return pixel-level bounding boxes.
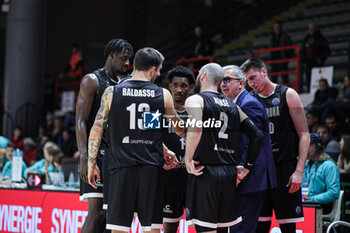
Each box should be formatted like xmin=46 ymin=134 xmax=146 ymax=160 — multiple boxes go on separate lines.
xmin=87 ymin=86 xmax=113 ymax=189
xmin=88 ymin=139 xmax=98 ymax=165
xmin=88 ymin=86 xmax=114 ymax=165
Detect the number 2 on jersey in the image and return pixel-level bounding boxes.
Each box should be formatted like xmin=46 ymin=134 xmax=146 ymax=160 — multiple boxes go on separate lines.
xmin=218 ymin=112 xmax=228 ymax=139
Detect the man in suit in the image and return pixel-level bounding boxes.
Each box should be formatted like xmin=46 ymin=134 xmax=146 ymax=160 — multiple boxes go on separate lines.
xmin=220 ymin=65 xmax=277 ymax=233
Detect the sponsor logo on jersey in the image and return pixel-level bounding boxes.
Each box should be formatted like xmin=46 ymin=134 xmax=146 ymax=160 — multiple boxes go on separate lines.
xmin=122 ymin=136 xmax=130 ymax=144
xmin=272 ymin=97 xmax=280 ymax=106
xmin=163 ymin=205 xmax=173 ymax=214
xmin=121 ymin=136 xmax=153 ymax=145
xmin=213 ymin=143 xmax=235 ymax=154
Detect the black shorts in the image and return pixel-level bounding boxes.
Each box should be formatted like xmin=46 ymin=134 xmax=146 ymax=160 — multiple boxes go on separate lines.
xmin=79 ymin=151 xmax=105 ymax=201
xmin=162 ymin=168 xmax=187 ymax=223
xmin=259 ymin=160 xmax=304 ymax=224
xmin=102 ymin=148 xmax=110 ymax=210
xmin=106 ymin=165 xmax=163 ymax=232
xmin=186 ymin=164 xmax=242 ymax=229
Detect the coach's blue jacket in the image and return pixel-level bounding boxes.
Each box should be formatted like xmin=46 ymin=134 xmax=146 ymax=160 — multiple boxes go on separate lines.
xmin=236 ymin=89 xmax=277 ymax=193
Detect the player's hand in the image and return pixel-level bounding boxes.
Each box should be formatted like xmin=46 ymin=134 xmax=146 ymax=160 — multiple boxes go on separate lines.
xmin=87 ymin=162 xmax=100 ymax=189
xmin=163 ymin=147 xmax=179 ymax=170
xmin=287 ymin=170 xmax=303 ymax=193
xmin=185 ymin=159 xmax=204 ymax=176
xmin=79 ymin=154 xmax=88 ymax=183
xmin=236 ymin=166 xmax=250 ymax=186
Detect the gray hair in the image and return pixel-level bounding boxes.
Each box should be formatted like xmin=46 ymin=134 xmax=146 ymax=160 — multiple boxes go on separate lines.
xmin=200 ymin=63 xmax=224 ymax=86
xmin=223 ymin=65 xmax=246 ymax=85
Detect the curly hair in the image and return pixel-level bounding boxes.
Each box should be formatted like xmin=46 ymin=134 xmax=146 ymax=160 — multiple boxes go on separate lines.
xmin=166 ymin=65 xmax=195 ymax=85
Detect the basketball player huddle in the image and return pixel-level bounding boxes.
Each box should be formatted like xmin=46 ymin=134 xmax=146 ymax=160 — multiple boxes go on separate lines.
xmin=76 ymin=39 xmax=309 ymax=233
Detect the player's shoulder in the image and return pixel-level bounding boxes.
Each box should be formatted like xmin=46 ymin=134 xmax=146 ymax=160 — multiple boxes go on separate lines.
xmin=104 ymin=86 xmax=114 ymax=94
xmin=285 ymin=87 xmax=302 ymax=108
xmin=162 ymin=87 xmax=171 ymax=95
xmin=162 ymin=88 xmax=172 ymax=102
xmin=118 ymin=74 xmax=132 ymax=84
xmin=285 ymin=86 xmax=298 ymax=96
xmin=187 ymin=94 xmax=203 ymax=101
xmin=78 ymin=73 xmax=99 ymax=96
xmin=81 ymin=73 xmax=98 ymax=88
xmin=82 ymin=72 xmax=98 ymax=82
xmin=185 ymin=94 xmax=203 ymax=108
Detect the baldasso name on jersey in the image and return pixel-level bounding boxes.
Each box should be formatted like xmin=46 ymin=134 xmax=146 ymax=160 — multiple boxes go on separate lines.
xmin=122 ymin=88 xmax=155 ymax=98
xmin=213 ymin=97 xmax=230 ymax=107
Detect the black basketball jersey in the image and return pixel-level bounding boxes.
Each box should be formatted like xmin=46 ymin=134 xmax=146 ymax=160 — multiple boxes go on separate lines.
xmin=87 ymin=68 xmax=118 ymax=151
xmin=251 ymin=85 xmax=299 ymax=164
xmin=162 ymin=109 xmax=187 ymax=169
xmin=193 ymin=91 xmax=240 ymax=165
xmin=108 ymin=80 xmax=165 ymax=169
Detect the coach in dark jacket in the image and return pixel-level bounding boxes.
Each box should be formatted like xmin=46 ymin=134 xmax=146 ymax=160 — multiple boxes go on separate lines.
xmin=220 ymin=65 xmax=277 ymax=233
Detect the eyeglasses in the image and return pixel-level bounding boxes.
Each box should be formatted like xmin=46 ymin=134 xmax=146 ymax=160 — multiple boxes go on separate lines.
xmin=222 ymin=77 xmax=241 ymax=84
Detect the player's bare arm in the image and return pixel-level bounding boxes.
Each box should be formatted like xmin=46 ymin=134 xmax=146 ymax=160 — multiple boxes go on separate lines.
xmin=87 ymin=86 xmax=113 ymax=189
xmin=75 ymin=73 xmax=98 ymax=182
xmin=286 ymin=88 xmax=310 ymax=193
xmin=184 ymin=95 xmax=204 ymax=176
xmin=163 ymin=88 xmax=186 ymax=138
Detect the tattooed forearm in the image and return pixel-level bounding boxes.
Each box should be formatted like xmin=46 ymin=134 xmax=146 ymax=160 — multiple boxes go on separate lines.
xmin=106 ymin=87 xmax=113 ymax=98
xmin=96 ymin=114 xmax=103 ymax=120
xmin=88 ymin=138 xmax=100 ymax=164
xmin=88 ymin=119 xmax=104 ymax=162
xmin=95 ymin=122 xmax=103 ymax=129
xmin=87 ymin=86 xmax=112 ymax=165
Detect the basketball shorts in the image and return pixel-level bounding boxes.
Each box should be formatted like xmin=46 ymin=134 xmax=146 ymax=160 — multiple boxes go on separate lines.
xmin=162 ymin=168 xmax=187 ymax=222
xmin=79 ymin=149 xmax=105 ymax=201
xmin=106 ymin=165 xmax=163 ymax=232
xmin=186 ymin=164 xmax=242 ymax=229
xmin=102 ymin=148 xmax=110 ymax=210
xmin=259 ymin=160 xmax=304 ymax=224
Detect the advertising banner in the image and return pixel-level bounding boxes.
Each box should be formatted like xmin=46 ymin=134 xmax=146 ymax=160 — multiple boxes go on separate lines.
xmin=0 ymin=189 xmax=319 ymax=233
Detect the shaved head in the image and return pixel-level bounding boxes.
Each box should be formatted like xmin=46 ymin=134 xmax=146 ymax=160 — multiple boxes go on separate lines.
xmin=200 ymin=63 xmax=224 ymax=86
